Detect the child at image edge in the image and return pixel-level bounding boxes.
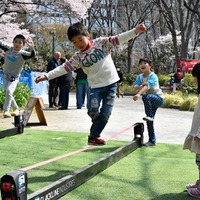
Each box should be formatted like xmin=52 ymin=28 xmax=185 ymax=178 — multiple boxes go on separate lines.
xmin=133 ymin=58 xmax=164 ymax=147
xmin=183 ymin=63 xmax=200 ymax=198
xmin=35 ymin=22 xmax=146 ymax=145
xmin=0 ymin=35 xmax=35 ymax=118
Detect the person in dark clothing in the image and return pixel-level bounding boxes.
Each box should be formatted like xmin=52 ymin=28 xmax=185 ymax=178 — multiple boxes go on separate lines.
xmin=74 ymin=68 xmax=89 ymax=109
xmin=57 ymin=58 xmax=73 ymax=110
xmin=173 ymin=69 xmax=183 ymax=92
xmin=169 ymin=76 xmax=174 ymax=91
xmin=116 ymin=68 xmax=124 ymax=98
xmin=47 ymin=52 xmax=61 ymax=108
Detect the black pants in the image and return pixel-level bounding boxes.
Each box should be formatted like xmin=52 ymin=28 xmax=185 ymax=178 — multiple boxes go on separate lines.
xmin=59 ymin=85 xmax=71 ymax=109
xmin=48 ymin=80 xmax=58 ymax=107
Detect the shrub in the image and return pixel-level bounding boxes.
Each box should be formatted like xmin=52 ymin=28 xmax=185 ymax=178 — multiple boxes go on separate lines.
xmin=0 ymin=83 xmax=31 ymax=111
xmin=0 ymin=87 xmax=5 ymax=110
xmin=158 ymin=74 xmax=173 ymax=86
xmin=178 ymin=73 xmax=196 ymax=94
xmin=123 ymin=83 xmax=133 ymax=94
xmin=163 ymin=92 xmax=184 ymax=108
xmin=180 ymin=95 xmax=198 ymax=111
xmin=163 ymin=91 xmax=198 ymax=111
xmin=124 ymin=73 xmax=137 ymax=85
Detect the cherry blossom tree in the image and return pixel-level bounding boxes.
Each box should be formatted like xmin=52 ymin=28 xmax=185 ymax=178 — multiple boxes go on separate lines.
xmin=0 ymin=0 xmax=92 ymax=44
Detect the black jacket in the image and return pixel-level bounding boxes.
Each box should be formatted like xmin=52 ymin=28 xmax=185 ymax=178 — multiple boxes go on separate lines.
xmin=57 ymin=72 xmax=73 ymax=87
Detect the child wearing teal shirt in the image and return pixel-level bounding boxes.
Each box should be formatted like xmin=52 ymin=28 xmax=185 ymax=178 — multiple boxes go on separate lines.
xmin=133 ymin=58 xmax=164 ymax=147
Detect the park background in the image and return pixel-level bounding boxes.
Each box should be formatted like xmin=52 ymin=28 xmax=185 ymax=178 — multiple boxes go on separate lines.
xmin=0 ymin=1 xmax=200 ymax=199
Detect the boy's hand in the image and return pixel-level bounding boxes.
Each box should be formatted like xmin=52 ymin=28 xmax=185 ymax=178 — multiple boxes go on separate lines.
xmin=27 ymin=37 xmax=34 ymax=48
xmin=35 ymin=76 xmax=47 ymax=83
xmin=135 ymin=23 xmax=146 ymax=34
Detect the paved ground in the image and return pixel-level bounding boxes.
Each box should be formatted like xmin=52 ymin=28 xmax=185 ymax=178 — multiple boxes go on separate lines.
xmin=0 ymin=92 xmax=194 ymax=144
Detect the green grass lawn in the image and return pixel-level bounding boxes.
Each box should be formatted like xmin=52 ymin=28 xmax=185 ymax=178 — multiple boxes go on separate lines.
xmin=0 ymin=128 xmax=197 ymax=200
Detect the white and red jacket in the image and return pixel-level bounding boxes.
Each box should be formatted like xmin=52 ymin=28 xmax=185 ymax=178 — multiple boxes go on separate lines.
xmin=46 ymin=29 xmax=138 ymax=88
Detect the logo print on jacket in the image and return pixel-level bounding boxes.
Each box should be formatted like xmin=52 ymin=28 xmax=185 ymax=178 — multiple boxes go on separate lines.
xmin=82 ymin=48 xmax=105 ymax=67
xmin=7 ymin=56 xmax=17 ymax=62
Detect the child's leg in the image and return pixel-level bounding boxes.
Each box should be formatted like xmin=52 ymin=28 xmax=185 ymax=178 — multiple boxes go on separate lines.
xmin=2 ymin=76 xmax=18 ymax=112
xmin=142 ymin=94 xmax=151 ymax=117
xmin=88 ymin=83 xmax=117 ymax=138
xmin=146 ymin=121 xmax=156 ymax=144
xmin=142 ymin=94 xmax=164 ymax=144
xmin=142 ymin=94 xmax=163 ymax=118
xmin=76 ymin=83 xmax=84 ymax=108
xmin=186 ymin=154 xmax=200 ymax=199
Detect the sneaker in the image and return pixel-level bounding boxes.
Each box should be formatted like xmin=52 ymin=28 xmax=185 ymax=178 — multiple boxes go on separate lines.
xmin=143 ymin=116 xmax=154 ymax=122
xmin=88 ymin=136 xmax=106 ymax=146
xmin=186 ymin=180 xmax=200 ymax=189
xmin=11 ymin=109 xmax=19 ymax=116
xmin=49 ymin=105 xmax=56 ymax=108
xmin=143 ymin=142 xmax=156 ymax=147
xmin=3 ymin=111 xmax=11 ymax=118
xmin=187 ymin=187 xmax=200 ymax=198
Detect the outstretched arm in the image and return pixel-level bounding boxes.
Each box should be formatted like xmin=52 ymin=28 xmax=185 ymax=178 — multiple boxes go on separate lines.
xmin=134 ymin=23 xmax=146 ymax=35
xmin=22 ymin=37 xmax=36 ymax=60
xmin=118 ymin=22 xmax=146 ymax=45
xmin=35 ymin=75 xmax=48 ymax=83
xmin=35 ymin=60 xmax=78 ymax=83
xmin=0 ymin=40 xmax=11 ymax=52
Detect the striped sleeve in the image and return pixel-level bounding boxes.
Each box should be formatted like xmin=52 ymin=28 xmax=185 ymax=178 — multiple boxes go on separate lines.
xmin=63 ymin=60 xmax=77 ymax=72
xmin=0 ymin=40 xmax=11 ymax=51
xmin=108 ymin=36 xmax=120 ymax=47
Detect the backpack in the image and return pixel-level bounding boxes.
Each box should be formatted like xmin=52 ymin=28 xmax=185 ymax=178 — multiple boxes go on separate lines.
xmin=177 ymin=72 xmax=182 ymax=80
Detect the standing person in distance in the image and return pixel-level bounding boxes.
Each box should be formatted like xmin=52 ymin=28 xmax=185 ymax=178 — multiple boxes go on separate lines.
xmin=173 ymin=69 xmax=183 ymax=92
xmin=47 ymin=51 xmax=61 ymax=108
xmin=132 ymin=58 xmax=164 ymax=147
xmin=116 ymin=68 xmax=124 ymax=98
xmin=0 ymin=34 xmax=35 ymax=118
xmin=57 ymin=57 xmax=73 ymax=110
xmin=183 ymin=63 xmax=200 ymax=198
xmin=74 ymin=68 xmax=89 ymax=109
xmin=35 ymin=22 xmax=146 ymax=145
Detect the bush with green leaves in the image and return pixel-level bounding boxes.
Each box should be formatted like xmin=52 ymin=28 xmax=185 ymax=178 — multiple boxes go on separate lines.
xmin=180 ymin=95 xmax=198 ymax=111
xmin=157 ymin=74 xmax=173 ymax=86
xmin=163 ymin=92 xmax=184 ymax=108
xmin=178 ymin=73 xmax=196 ymax=94
xmin=123 ymin=73 xmax=137 ymax=85
xmin=0 ymin=83 xmax=31 ymax=111
xmin=163 ymin=91 xmax=198 ymax=111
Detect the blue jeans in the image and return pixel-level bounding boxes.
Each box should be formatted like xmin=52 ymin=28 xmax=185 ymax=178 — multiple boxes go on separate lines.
xmin=142 ymin=94 xmax=164 ymax=144
xmin=76 ymin=82 xmax=89 ymax=109
xmin=88 ymin=83 xmax=117 ymax=138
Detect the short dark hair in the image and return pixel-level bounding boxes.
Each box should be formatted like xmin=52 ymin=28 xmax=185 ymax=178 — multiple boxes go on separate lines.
xmin=13 ymin=34 xmax=26 ymax=44
xmin=192 ymin=63 xmax=200 ymax=78
xmin=139 ymin=57 xmax=152 ymax=65
xmin=67 ymin=22 xmax=89 ymax=41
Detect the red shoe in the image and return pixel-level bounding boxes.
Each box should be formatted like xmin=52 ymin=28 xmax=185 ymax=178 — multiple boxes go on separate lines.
xmin=88 ymin=136 xmax=106 ymax=146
